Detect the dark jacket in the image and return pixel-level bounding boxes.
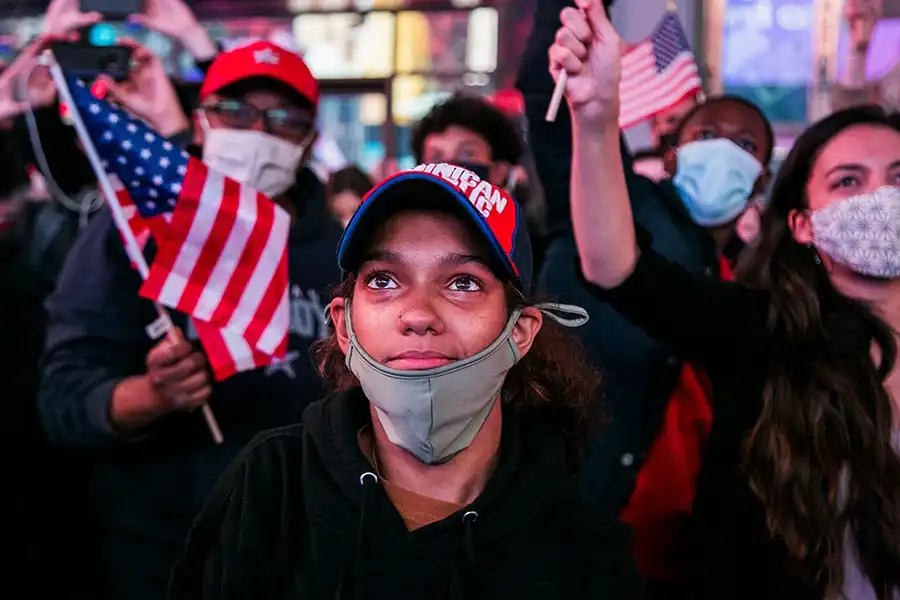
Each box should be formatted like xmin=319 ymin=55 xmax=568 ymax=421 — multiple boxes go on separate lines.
xmin=1 ymin=198 xmax=102 ymax=600
xmin=168 ymin=388 xmax=639 ymax=600
xmin=38 ymin=169 xmax=343 ymax=600
xmin=516 ymin=0 xmax=720 ymax=517
xmin=585 ymin=228 xmax=826 ymax=599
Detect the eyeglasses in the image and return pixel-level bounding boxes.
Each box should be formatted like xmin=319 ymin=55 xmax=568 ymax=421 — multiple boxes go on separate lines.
xmin=202 ymin=99 xmax=315 ymax=143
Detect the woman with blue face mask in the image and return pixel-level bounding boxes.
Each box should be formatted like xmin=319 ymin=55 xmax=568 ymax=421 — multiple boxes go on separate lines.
xmin=168 ymin=163 xmax=639 ymax=600
xmin=553 ymin=2 xmax=900 ymax=597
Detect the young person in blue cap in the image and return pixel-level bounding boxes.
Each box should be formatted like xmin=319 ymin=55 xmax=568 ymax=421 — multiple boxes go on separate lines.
xmin=168 ymin=163 xmax=639 ymax=599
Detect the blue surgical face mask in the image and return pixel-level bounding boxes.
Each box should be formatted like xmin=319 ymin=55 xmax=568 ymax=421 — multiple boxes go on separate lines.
xmin=673 ymin=138 xmax=763 ymax=227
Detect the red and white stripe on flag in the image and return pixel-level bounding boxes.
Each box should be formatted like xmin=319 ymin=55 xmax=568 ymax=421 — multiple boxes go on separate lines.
xmin=193 ymin=320 xmax=275 ymax=380
xmin=618 ymin=42 xmax=701 ymax=130
xmin=138 ymin=158 xmax=291 ymax=362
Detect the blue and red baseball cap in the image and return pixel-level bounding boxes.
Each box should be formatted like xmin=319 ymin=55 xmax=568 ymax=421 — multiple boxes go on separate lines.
xmin=337 ymin=163 xmax=533 ymax=292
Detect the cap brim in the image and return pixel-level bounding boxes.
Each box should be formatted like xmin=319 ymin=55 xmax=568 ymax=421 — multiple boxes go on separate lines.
xmin=201 ymin=72 xmax=316 ymax=106
xmin=337 ymin=172 xmax=518 ymax=284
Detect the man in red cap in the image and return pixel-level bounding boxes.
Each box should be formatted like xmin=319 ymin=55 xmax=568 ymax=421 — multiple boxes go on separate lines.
xmin=196 ymin=40 xmax=320 ymax=208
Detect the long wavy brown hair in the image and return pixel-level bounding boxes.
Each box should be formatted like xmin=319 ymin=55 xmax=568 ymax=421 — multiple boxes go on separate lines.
xmin=314 ymin=275 xmax=603 ymax=472
xmin=736 ymin=106 xmax=900 ymax=597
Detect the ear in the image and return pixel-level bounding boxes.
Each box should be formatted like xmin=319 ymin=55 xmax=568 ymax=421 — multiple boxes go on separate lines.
xmin=788 ymin=208 xmax=814 ymax=245
xmin=511 ymin=306 xmax=543 ymax=358
xmin=329 ymin=296 xmax=351 ymax=357
xmin=663 ymin=146 xmax=678 ymax=178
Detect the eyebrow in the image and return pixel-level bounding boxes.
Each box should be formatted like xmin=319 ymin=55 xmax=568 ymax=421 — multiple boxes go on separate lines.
xmin=359 ymin=250 xmax=491 ymax=269
xmin=824 ymin=163 xmax=867 ymax=178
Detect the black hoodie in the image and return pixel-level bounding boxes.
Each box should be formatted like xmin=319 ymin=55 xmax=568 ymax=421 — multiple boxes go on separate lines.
xmin=168 ymin=388 xmax=639 ymax=600
xmin=38 ymin=168 xmax=342 ymax=600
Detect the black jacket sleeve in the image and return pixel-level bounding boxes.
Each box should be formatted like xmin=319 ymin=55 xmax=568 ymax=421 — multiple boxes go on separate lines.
xmin=168 ymin=428 xmax=305 ymax=600
xmin=582 ymin=227 xmax=771 ymax=370
xmin=38 ymin=208 xmax=159 ymax=447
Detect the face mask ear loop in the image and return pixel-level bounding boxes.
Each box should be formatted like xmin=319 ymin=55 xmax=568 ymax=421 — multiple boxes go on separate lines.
xmin=533 ymin=302 xmax=590 ymax=328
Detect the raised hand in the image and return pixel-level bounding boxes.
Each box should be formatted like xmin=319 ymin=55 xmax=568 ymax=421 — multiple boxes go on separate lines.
xmin=0 ymin=33 xmax=77 ymax=121
xmin=549 ymin=0 xmax=622 ymax=126
xmin=130 ymin=0 xmax=218 ymax=61
xmin=42 ymin=0 xmax=102 ymax=37
xmin=98 ymin=39 xmax=189 ymax=137
xmin=843 ymin=0 xmax=882 ymax=53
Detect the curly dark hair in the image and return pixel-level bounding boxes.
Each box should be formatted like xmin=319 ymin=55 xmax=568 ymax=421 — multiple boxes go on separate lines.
xmin=314 ymin=276 xmax=603 ymax=472
xmin=736 ymin=106 xmax=900 ymax=597
xmin=411 ymin=93 xmax=524 ymax=165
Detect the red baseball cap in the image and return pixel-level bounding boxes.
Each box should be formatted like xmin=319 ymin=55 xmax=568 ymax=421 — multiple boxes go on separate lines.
xmin=337 ymin=163 xmax=534 ymax=291
xmin=200 ymin=41 xmax=319 ymax=107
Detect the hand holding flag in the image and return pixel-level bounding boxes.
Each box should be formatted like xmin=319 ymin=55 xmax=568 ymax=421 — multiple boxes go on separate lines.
xmin=548 ymin=0 xmax=622 ymax=126
xmin=50 ymin=59 xmax=294 ymax=442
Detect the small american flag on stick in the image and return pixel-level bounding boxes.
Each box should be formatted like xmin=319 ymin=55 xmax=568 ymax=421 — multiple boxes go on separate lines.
xmin=618 ymin=11 xmax=702 ymax=130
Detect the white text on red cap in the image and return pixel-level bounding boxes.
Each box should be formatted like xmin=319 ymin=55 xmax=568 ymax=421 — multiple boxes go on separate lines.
xmin=414 ymin=163 xmax=508 ymax=219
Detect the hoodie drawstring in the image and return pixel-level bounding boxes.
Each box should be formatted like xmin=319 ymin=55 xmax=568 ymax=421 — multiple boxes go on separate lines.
xmin=351 ymin=471 xmax=378 ymax=600
xmin=461 ymin=511 xmax=478 ymax=565
xmin=448 ymin=510 xmax=479 ymax=600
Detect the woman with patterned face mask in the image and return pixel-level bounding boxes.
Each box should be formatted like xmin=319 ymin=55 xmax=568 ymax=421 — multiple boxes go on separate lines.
xmin=553 ymin=2 xmax=900 ymax=596
xmin=169 ymin=163 xmax=639 ymax=600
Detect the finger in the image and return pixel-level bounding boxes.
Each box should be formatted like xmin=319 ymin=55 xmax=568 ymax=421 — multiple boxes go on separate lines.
xmin=178 ymin=385 xmax=213 ymax=411
xmin=577 ymin=0 xmax=617 ymax=40
xmin=74 ymin=12 xmax=103 ymax=28
xmin=555 ymin=27 xmax=589 ymax=59
xmin=170 ymin=370 xmax=212 ymax=401
xmin=560 ymin=7 xmax=592 ymax=43
xmin=548 ymin=44 xmax=584 ymax=77
xmin=97 ymin=76 xmax=134 ymax=106
xmin=118 ymin=37 xmax=153 ymax=63
xmin=151 ymin=351 xmax=207 ymax=384
xmin=147 ymin=333 xmax=193 ymax=368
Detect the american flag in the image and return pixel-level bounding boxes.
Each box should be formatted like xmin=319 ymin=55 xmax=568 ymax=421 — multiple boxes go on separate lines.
xmin=619 ymin=12 xmax=702 ymax=130
xmin=67 ymin=75 xmax=291 ymax=379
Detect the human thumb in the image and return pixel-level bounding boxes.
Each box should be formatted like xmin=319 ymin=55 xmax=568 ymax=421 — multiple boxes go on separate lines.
xmin=576 ymin=0 xmax=617 ymax=41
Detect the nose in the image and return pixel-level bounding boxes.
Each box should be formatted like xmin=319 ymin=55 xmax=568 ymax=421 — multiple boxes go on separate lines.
xmin=398 ymin=293 xmax=444 ymax=336
xmin=247 ymin=117 xmax=267 ymax=133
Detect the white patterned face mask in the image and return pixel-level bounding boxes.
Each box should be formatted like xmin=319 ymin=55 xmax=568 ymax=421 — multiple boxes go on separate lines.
xmin=811 ymin=186 xmax=900 ymax=279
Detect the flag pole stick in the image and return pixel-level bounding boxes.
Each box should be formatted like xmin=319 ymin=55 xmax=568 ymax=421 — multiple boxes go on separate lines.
xmin=46 ymin=53 xmax=224 ymax=445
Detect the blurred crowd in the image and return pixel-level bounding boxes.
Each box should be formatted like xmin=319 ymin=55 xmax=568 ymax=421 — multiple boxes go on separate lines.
xmin=1 ymin=0 xmax=900 ymax=598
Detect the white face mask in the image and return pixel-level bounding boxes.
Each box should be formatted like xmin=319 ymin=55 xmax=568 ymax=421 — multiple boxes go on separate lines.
xmin=201 ymin=127 xmax=308 ymax=199
xmin=342 ymin=301 xmax=589 ymax=465
xmin=811 ymin=186 xmax=900 ymax=279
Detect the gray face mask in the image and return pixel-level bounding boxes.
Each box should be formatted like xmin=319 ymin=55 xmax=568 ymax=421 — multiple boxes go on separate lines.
xmin=343 ymin=301 xmax=588 ymax=464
